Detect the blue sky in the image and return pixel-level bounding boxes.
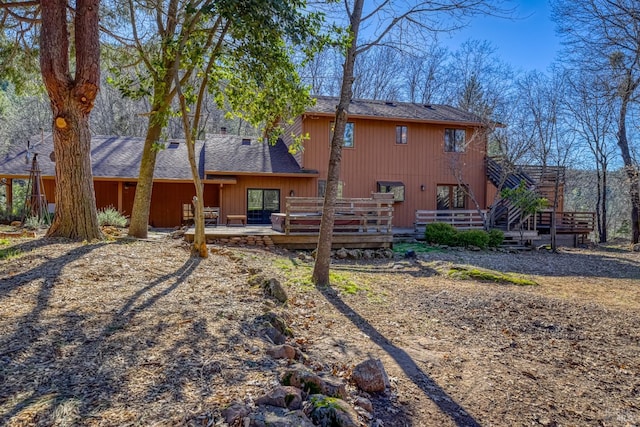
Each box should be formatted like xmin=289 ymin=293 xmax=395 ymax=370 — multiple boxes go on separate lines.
xmin=444 ymin=0 xmax=559 ymax=72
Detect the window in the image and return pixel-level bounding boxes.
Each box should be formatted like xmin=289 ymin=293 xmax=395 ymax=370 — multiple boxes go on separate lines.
xmin=377 ymin=181 xmax=405 ymax=202
xmin=396 ymin=125 xmax=408 ymax=144
xmin=318 ymin=180 xmax=344 ymax=198
xmin=330 ymin=122 xmax=355 ymax=148
xmin=444 ymin=128 xmax=466 ymax=152
xmin=437 ymin=185 xmax=466 ymax=209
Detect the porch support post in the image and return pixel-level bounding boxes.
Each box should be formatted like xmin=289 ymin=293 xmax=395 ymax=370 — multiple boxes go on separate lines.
xmin=117 ymin=181 xmax=123 ymax=213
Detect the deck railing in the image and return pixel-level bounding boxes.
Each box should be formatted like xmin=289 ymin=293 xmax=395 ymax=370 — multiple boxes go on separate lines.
xmin=535 ymin=210 xmax=595 ymax=234
xmin=272 ymin=194 xmax=394 ymax=235
xmin=414 ymin=209 xmax=487 ymax=233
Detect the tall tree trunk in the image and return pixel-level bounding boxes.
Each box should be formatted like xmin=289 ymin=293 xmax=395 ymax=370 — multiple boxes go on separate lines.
xmin=312 ymin=0 xmax=364 ymax=286
xmin=127 ymin=119 xmax=163 ymax=238
xmin=617 ymin=94 xmax=640 ymax=244
xmin=41 ymin=0 xmax=102 ymax=240
xmin=601 ymin=164 xmax=607 ymax=243
xmin=595 ymin=166 xmax=603 ymax=242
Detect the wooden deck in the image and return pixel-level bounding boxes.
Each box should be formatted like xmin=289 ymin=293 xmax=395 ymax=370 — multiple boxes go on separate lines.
xmin=183 ymin=225 xmax=394 ymax=249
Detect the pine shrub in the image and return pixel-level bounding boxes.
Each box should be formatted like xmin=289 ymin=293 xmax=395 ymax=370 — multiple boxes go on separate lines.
xmin=457 ymin=229 xmax=490 ymax=249
xmin=424 ymin=222 xmax=459 ymax=246
xmin=487 ymin=229 xmax=504 ymax=247
xmin=97 ymin=206 xmax=128 ymax=227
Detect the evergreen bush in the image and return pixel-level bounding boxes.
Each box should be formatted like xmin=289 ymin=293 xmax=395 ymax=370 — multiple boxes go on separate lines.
xmin=424 ymin=222 xmax=459 ymax=246
xmin=487 ymin=229 xmax=504 ymax=247
xmin=457 ymin=229 xmax=490 ymax=249
xmin=97 ymin=206 xmax=128 ymax=227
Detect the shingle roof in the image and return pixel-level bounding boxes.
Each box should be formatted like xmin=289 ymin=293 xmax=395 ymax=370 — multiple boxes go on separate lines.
xmin=203 ymin=134 xmax=309 ymax=175
xmin=307 ymin=96 xmax=483 ymax=125
xmin=0 ymin=133 xmax=308 ymax=179
xmin=0 ymin=135 xmax=200 ymax=179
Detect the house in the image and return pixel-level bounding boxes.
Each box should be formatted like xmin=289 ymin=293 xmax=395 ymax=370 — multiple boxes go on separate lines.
xmin=281 ymin=96 xmax=491 ymax=228
xmin=1 ymin=97 xmax=491 ymax=229
xmin=0 ymin=134 xmax=318 ymax=227
xmin=2 ymin=97 xmax=585 ymax=237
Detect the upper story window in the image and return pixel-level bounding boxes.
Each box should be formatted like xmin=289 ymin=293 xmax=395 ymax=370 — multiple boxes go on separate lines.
xmin=444 ymin=128 xmax=466 ymax=152
xmin=318 ymin=180 xmax=344 ymax=198
xmin=396 ymin=125 xmax=408 ymax=144
xmin=330 ymin=122 xmax=355 ymax=148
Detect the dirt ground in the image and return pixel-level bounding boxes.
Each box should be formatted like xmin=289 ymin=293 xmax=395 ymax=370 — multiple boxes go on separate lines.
xmin=0 ymin=232 xmax=638 ymax=426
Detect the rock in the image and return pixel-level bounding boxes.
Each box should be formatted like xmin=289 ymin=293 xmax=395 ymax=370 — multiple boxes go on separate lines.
xmin=404 ymin=249 xmax=416 ymax=259
xmin=266 ymin=278 xmax=288 ymax=303
xmin=251 ymin=406 xmax=315 ymax=427
xmin=257 ymin=313 xmax=293 ymax=344
xmin=281 ymin=365 xmax=347 ymax=398
xmin=336 ymin=248 xmax=348 ymax=259
xmin=221 ymin=403 xmax=250 ymax=425
xmin=248 ymin=274 xmax=268 ymax=287
xmin=263 ymin=327 xmax=287 ymax=345
xmin=10 ymin=221 xmax=21 ymax=227
xmin=469 ymin=245 xmax=481 ymax=251
xmin=308 ymin=394 xmax=360 ymax=427
xmin=363 ymin=249 xmax=375 ymax=260
xmin=255 ymin=386 xmax=303 ymax=409
xmin=267 ymin=344 xmax=296 ymax=360
xmin=380 ymin=249 xmax=394 ymax=258
xmin=347 ymin=249 xmax=362 ymax=259
xmin=352 ymin=358 xmax=390 ymax=393
xmin=354 ymin=396 xmax=373 ymax=413
xmin=170 ymin=229 xmax=185 ymax=239
xmin=632 ymin=243 xmax=640 ymax=252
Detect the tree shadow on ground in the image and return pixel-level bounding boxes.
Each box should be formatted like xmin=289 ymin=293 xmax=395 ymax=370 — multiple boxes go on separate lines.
xmin=329 ymin=248 xmax=640 ymax=280
xmin=0 ymin=248 xmax=201 ymax=424
xmin=316 ymin=283 xmax=481 ymax=427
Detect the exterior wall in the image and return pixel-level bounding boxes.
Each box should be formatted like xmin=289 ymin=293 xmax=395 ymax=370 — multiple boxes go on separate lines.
xmin=218 ymin=175 xmax=316 ymax=223
xmin=300 ymin=116 xmax=488 ymax=228
xmin=281 ymin=116 xmax=304 ymax=167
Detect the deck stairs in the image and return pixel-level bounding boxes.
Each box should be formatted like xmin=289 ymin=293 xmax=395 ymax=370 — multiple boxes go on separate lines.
xmin=485 ymin=157 xmax=538 ymax=232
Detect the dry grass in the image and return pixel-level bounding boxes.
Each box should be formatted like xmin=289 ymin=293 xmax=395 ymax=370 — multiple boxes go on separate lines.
xmin=0 ymin=233 xmax=639 ymax=426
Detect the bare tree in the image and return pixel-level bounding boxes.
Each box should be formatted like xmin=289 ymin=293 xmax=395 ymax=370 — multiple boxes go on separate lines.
xmin=312 ymin=0 xmax=511 ymax=286
xmin=553 ymin=0 xmax=640 ymax=243
xmin=352 ymin=47 xmax=402 ymax=100
xmin=564 ymin=70 xmax=617 ymax=242
xmin=402 ymin=43 xmax=449 ymax=103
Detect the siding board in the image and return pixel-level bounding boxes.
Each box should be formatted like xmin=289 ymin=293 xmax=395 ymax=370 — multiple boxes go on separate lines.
xmin=301 ymin=116 xmax=487 ymax=227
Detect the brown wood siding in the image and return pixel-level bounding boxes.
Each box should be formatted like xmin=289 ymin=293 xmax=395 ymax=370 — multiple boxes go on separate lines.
xmin=219 ymin=175 xmax=316 ymax=221
xmin=300 ymin=116 xmax=488 ymax=228
xmin=281 ymin=116 xmax=304 ymax=167
xmin=94 ymin=181 xmax=118 ymax=210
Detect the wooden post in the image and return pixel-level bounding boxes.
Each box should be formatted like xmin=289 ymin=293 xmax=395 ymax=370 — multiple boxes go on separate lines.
xmin=117 ymin=181 xmax=123 ymax=213
xmin=6 ymin=179 xmax=13 ymax=215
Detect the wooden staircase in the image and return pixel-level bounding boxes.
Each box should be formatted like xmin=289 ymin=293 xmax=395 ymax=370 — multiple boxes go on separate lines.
xmin=485 ymin=157 xmax=538 ymax=232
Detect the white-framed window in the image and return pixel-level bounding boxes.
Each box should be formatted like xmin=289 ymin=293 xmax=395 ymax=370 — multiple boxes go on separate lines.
xmin=330 ymin=122 xmax=354 ymax=148
xmin=396 ymin=125 xmax=408 ymax=144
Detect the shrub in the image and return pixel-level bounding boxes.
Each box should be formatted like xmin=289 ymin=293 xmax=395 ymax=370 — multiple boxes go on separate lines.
xmin=424 ymin=222 xmax=459 ymax=246
xmin=23 ymin=216 xmax=44 ymax=230
xmin=457 ymin=229 xmax=490 ymax=249
xmin=98 ymin=206 xmax=128 ymax=227
xmin=487 ymin=229 xmax=504 ymax=247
